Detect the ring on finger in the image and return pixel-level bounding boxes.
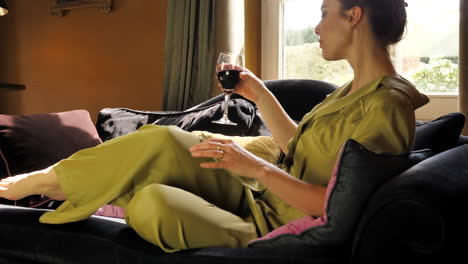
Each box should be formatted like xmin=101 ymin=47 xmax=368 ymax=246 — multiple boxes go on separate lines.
xmin=219 ymin=150 xmax=224 ymax=160
xmin=216 ymin=144 xmax=221 ymax=151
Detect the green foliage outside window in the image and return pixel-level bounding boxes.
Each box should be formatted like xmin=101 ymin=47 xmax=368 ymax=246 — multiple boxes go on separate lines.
xmin=412 ymin=57 xmax=459 ymax=94
xmin=284 ymin=28 xmax=459 ymax=94
xmin=285 ymin=27 xmax=319 ymax=46
xmin=284 ymin=42 xmax=353 ymax=86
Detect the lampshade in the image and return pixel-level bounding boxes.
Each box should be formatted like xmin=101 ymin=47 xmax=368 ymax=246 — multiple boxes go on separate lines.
xmin=0 ymin=0 xmax=8 ymax=16
xmin=0 ymin=83 xmax=26 ymax=91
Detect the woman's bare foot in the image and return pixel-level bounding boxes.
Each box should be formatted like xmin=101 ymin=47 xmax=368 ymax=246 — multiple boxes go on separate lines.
xmin=0 ymin=167 xmax=67 ymax=201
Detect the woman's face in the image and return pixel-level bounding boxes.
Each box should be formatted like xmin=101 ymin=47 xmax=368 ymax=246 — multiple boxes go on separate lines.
xmin=314 ymin=0 xmax=353 ymax=61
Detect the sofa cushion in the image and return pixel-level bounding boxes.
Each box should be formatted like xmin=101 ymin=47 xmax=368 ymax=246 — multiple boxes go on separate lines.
xmin=413 ymin=112 xmax=465 ymax=154
xmin=96 ymin=98 xmax=270 ymax=142
xmin=0 ymin=110 xmax=102 ymax=208
xmin=248 ymin=139 xmax=432 ymax=249
xmin=0 ymin=204 xmax=342 ymax=264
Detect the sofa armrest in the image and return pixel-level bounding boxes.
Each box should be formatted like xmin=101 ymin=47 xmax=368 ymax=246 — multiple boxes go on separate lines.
xmin=457 ymin=135 xmax=468 ymax=146
xmin=351 ymin=193 xmax=443 ymax=263
xmin=351 ymin=144 xmax=468 ymax=263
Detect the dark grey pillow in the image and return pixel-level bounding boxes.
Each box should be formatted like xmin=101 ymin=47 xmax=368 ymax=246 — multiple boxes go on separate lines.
xmin=96 ymin=99 xmax=269 ymax=142
xmin=248 ymin=139 xmax=432 ymax=249
xmin=413 ymin=112 xmax=465 ymax=154
xmin=0 ymin=110 xmax=103 ymax=209
xmin=0 ymin=110 xmax=102 ymax=178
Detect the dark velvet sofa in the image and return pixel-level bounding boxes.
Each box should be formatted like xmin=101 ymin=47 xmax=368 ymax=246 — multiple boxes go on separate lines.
xmin=0 ymin=79 xmax=467 ymax=264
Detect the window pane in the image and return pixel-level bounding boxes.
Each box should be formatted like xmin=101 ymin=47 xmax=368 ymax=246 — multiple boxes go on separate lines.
xmin=282 ymin=0 xmax=352 ymax=86
xmin=396 ymin=0 xmax=459 ymax=94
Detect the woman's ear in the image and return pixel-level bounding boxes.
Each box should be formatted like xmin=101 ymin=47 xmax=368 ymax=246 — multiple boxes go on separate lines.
xmin=347 ymin=6 xmax=363 ymax=28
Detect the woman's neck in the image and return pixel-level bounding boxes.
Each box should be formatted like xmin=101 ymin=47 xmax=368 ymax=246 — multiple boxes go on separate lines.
xmin=346 ymin=40 xmax=398 ymax=95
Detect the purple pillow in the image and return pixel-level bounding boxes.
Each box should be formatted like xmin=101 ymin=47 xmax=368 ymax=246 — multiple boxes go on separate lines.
xmin=248 ymin=139 xmax=432 ymax=248
xmin=0 ymin=110 xmax=102 ymax=208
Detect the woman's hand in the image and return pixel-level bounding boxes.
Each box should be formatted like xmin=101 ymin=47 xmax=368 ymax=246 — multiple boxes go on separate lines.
xmin=234 ymin=69 xmax=269 ymax=103
xmin=189 ymin=138 xmax=269 ymax=179
xmin=190 ymin=138 xmax=326 ymax=216
xmin=216 ymin=66 xmax=269 ymax=104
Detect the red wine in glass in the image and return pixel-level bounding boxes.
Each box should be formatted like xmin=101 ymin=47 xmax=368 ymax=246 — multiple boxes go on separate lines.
xmin=212 ymin=52 xmax=244 ymax=126
xmin=217 ymin=69 xmax=242 ymax=93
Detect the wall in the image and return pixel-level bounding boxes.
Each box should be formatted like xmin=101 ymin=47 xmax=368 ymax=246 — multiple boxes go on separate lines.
xmin=0 ymin=0 xmax=167 ymax=122
xmin=245 ymin=0 xmax=261 ymax=77
xmin=460 ymin=0 xmax=468 ymax=135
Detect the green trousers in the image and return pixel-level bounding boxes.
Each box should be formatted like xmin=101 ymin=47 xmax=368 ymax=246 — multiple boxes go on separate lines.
xmin=39 ymin=125 xmax=258 ymax=252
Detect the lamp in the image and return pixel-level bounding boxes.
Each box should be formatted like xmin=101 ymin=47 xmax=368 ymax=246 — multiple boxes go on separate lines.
xmin=0 ymin=0 xmax=7 ymax=16
xmin=0 ymin=1 xmax=24 ymax=91
xmin=0 ymin=83 xmax=26 ymax=91
xmin=0 ymin=0 xmax=24 ymax=91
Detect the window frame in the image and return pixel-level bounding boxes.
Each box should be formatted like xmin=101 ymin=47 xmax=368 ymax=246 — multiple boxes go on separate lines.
xmin=261 ymin=0 xmax=459 ymax=121
xmin=261 ymin=0 xmax=283 ymax=81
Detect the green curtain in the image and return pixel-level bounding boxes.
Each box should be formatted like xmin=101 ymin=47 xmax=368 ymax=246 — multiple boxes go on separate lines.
xmin=163 ymin=0 xmax=215 ymax=111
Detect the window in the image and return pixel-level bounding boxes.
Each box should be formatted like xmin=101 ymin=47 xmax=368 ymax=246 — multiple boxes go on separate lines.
xmin=395 ymin=0 xmax=459 ymax=95
xmin=262 ymin=0 xmax=460 ymax=120
xmin=282 ymin=0 xmax=352 ymax=85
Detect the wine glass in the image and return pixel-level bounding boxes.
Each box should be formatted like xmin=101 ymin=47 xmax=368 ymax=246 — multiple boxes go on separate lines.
xmin=212 ymin=52 xmax=245 ymax=126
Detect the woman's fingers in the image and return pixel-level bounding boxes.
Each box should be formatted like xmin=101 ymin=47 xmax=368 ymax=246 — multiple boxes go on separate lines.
xmin=205 ymin=138 xmax=232 ymax=144
xmin=234 ymin=65 xmax=244 ymax=72
xmin=190 ymin=139 xmax=229 ymax=152
xmin=199 ymin=160 xmax=228 ymax=169
xmin=239 ymin=71 xmax=250 ymax=80
xmin=189 ymin=139 xmax=234 ymax=163
xmin=216 ymin=63 xmax=245 ymax=71
xmin=190 ymin=137 xmax=266 ymax=179
xmin=191 ymin=149 xmax=225 ymax=159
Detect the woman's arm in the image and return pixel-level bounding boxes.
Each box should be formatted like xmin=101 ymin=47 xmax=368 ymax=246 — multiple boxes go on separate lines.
xmin=254 ymin=90 xmax=298 ymax=154
xmin=234 ymin=70 xmax=297 ymax=154
xmin=255 ymin=162 xmax=326 ymax=216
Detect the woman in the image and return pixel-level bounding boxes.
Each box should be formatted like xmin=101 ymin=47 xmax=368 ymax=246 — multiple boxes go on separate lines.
xmin=0 ymin=0 xmax=428 ymax=253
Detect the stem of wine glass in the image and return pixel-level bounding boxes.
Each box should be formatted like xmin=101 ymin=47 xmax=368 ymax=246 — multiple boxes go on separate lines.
xmin=223 ymin=93 xmax=231 ymax=121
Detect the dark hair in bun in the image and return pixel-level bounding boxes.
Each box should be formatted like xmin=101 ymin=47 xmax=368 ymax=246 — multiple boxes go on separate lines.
xmin=339 ymin=0 xmax=407 ymax=46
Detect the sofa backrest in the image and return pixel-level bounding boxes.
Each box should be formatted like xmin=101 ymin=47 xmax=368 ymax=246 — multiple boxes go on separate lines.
xmin=263 ymin=79 xmax=338 ymax=122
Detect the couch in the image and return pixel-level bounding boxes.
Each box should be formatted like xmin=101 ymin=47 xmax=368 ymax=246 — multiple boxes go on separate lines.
xmin=0 ymin=79 xmax=467 ymax=264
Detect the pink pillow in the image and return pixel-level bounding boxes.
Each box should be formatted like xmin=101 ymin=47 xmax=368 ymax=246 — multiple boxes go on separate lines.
xmin=94 ymin=204 xmax=126 ymax=218
xmin=249 ymin=148 xmax=342 ymax=243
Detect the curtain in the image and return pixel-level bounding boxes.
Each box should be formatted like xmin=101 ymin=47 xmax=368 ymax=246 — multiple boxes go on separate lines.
xmin=163 ymin=0 xmax=215 ymax=111
xmin=460 ymin=0 xmax=468 ymax=135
